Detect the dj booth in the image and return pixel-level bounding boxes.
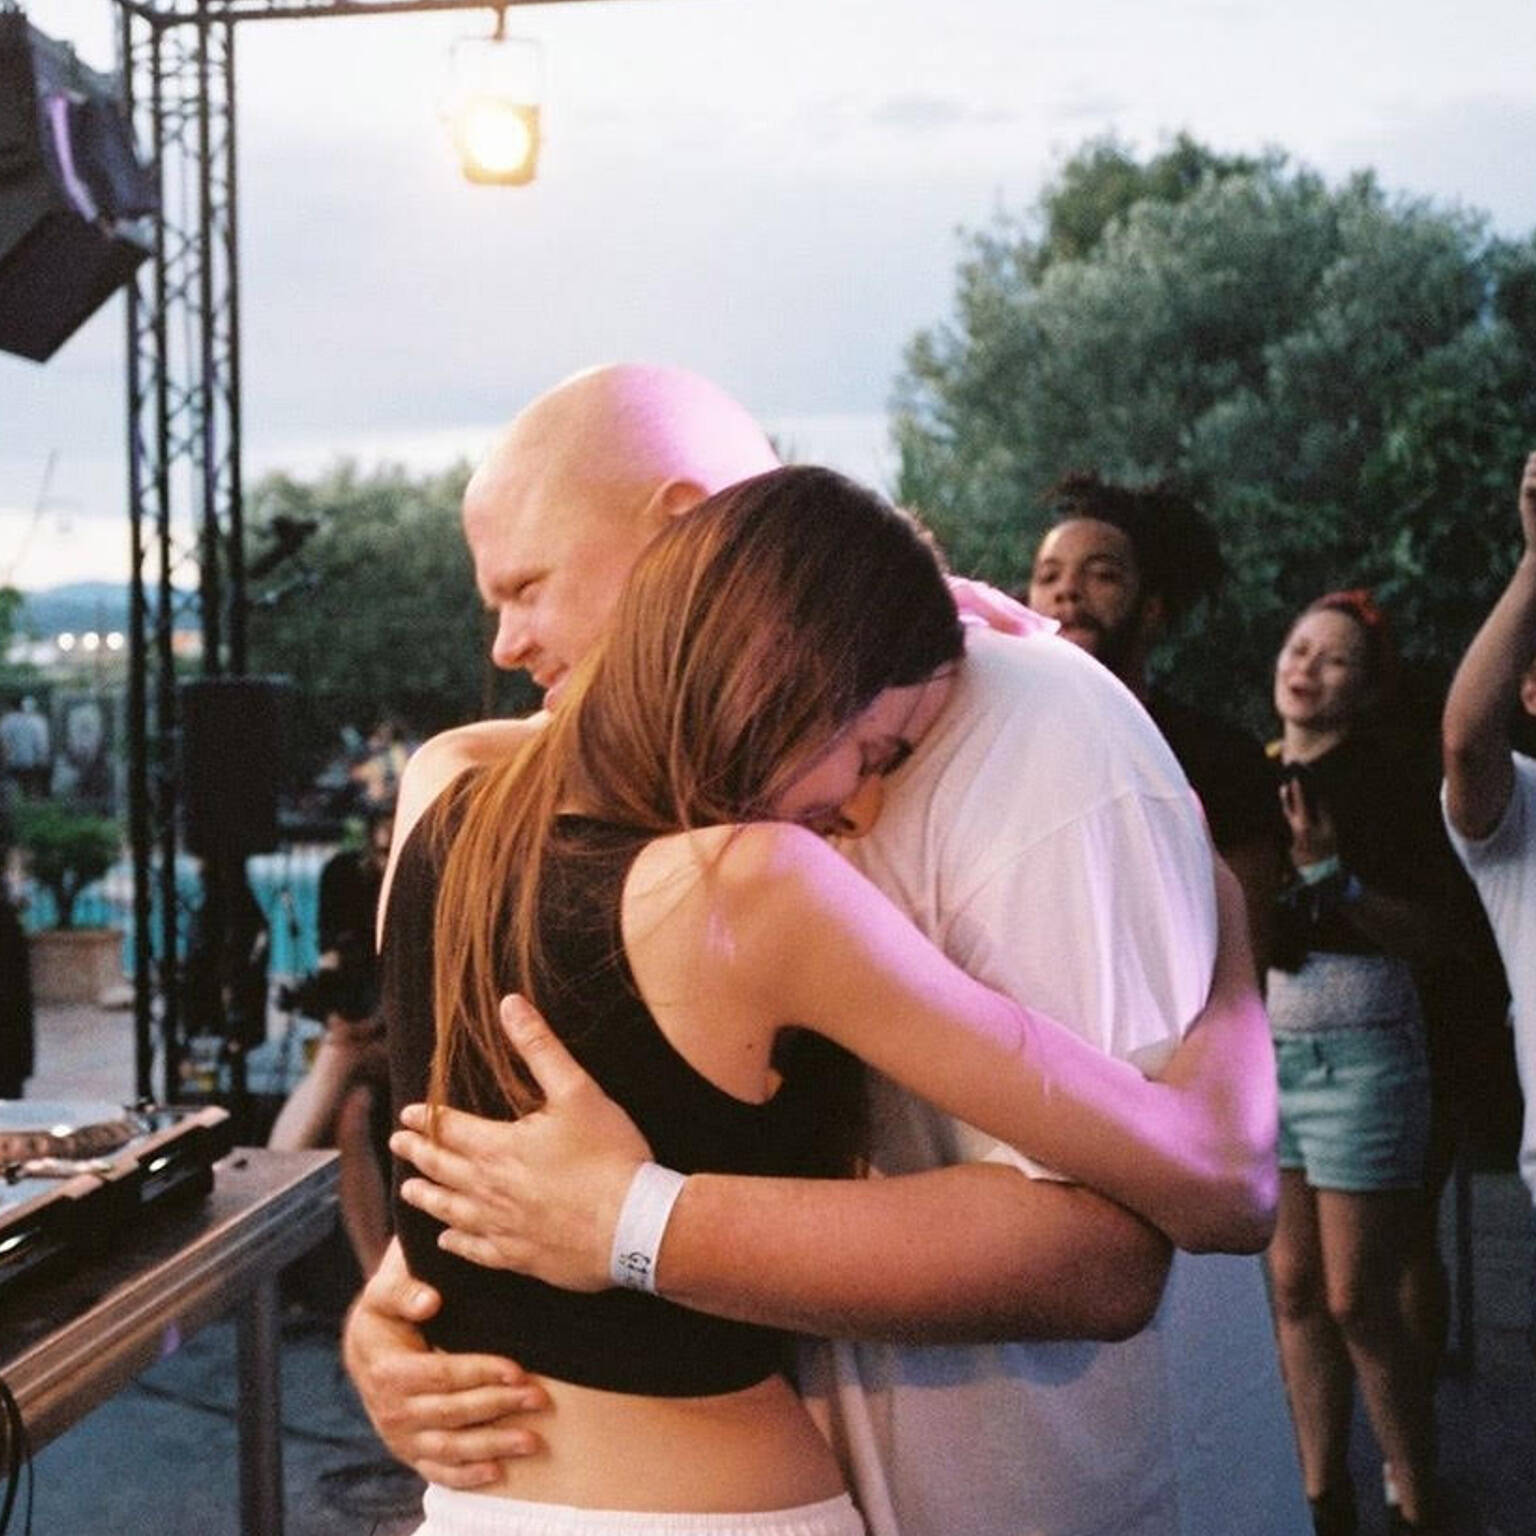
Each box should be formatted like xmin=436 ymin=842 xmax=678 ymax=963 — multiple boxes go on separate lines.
xmin=0 ymin=1104 xmax=339 ymax=1535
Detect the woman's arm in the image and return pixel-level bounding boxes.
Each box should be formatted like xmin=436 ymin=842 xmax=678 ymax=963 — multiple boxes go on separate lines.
xmin=716 ymin=824 xmax=1274 ymax=1253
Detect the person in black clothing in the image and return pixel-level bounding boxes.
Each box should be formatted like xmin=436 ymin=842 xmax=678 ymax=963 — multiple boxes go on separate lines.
xmin=1265 ymin=590 xmax=1460 ymax=1535
xmin=269 ymin=802 xmax=394 ymax=1276
xmin=0 ymin=888 xmax=33 ymax=1098
xmin=1027 ymin=470 xmax=1283 ymax=971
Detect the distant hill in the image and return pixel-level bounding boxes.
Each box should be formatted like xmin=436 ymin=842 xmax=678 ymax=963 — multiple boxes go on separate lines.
xmin=15 ymin=583 xmax=132 ymax=638
xmin=13 ymin=582 xmax=195 ymax=638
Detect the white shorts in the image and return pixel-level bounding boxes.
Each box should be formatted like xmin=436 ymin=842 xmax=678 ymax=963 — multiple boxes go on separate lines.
xmin=414 ymin=1486 xmax=867 ymax=1536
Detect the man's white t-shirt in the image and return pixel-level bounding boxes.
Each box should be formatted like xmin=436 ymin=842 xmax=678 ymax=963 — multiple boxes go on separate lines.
xmin=1443 ymin=753 xmax=1536 ymax=1204
xmin=799 ymin=630 xmax=1307 ymax=1536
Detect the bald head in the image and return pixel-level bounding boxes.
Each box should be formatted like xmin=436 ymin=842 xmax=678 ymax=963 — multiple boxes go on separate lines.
xmin=463 ymin=364 xmax=780 ymax=705
xmin=469 ymin=364 xmax=779 ymax=527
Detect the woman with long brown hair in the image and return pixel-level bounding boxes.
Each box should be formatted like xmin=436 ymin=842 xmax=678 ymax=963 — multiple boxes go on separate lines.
xmin=384 ymin=465 xmax=1268 ymax=1536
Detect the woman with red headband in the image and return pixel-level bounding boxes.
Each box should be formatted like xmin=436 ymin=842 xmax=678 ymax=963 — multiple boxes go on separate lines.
xmin=1265 ymin=591 xmax=1443 ymax=1535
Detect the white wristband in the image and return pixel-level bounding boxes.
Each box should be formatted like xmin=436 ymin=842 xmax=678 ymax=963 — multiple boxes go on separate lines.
xmin=609 ymin=1161 xmax=687 ymax=1292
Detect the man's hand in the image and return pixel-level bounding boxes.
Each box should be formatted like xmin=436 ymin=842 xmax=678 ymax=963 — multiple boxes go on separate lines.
xmin=945 ymin=576 xmax=1058 ymax=638
xmin=393 ymin=995 xmax=652 ymax=1291
xmin=341 ymin=1238 xmax=549 ymax=1486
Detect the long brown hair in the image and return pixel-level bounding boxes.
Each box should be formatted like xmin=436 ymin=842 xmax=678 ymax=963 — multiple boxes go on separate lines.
xmin=429 ymin=465 xmax=964 ymax=1116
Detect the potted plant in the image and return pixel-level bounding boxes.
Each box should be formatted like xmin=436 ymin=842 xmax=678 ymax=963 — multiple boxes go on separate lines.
xmin=12 ymin=800 xmax=126 ymax=1004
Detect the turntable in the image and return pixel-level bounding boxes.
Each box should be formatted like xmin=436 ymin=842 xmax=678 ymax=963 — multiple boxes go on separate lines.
xmin=0 ymin=1100 xmax=233 ymax=1301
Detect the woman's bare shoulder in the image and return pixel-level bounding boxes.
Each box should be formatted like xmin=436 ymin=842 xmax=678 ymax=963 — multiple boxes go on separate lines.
xmin=631 ymin=821 xmax=833 ymax=888
xmin=397 ymin=718 xmax=545 ymax=830
xmin=378 ymin=716 xmax=547 ymax=939
xmin=626 ymin=822 xmax=852 ymax=954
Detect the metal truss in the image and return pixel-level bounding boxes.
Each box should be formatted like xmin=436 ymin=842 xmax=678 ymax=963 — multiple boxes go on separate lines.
xmin=114 ymin=0 xmax=618 ymax=1101
xmin=119 ymin=0 xmax=244 ymax=1100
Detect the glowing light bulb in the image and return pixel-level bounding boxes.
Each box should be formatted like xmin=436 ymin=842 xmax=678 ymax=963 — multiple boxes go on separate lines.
xmin=443 ymin=34 xmax=543 ymax=187
xmin=455 ymin=96 xmax=539 ymax=184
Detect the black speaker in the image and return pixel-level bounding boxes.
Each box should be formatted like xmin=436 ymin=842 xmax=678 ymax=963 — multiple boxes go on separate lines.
xmin=179 ymin=678 xmax=291 ymax=857
xmin=0 ymin=14 xmax=155 ymax=362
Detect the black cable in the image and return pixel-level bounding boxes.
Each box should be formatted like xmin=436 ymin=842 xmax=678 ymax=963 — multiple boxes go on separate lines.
xmin=0 ymin=1371 xmax=34 ymax=1536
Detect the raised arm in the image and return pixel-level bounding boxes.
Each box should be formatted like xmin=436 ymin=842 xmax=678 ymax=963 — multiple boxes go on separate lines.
xmin=1444 ymin=449 xmax=1536 ymax=839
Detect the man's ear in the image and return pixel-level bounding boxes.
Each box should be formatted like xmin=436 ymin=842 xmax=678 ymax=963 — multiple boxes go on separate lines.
xmin=1519 ymin=660 xmax=1536 ymax=719
xmin=1136 ymin=590 xmax=1168 ymax=646
xmin=648 ymin=477 xmax=710 ymax=525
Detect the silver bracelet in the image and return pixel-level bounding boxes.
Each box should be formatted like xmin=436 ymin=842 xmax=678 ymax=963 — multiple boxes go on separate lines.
xmin=608 ymin=1161 xmax=687 ymax=1292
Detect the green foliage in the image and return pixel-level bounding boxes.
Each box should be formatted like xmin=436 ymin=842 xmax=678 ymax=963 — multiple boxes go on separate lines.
xmin=1029 ymin=132 xmax=1267 ymax=278
xmin=245 ymin=460 xmax=534 ymax=773
xmin=0 ymin=586 xmax=21 ymax=657
xmin=12 ymin=800 xmax=121 ymax=929
xmin=894 ymin=139 xmax=1536 ymax=734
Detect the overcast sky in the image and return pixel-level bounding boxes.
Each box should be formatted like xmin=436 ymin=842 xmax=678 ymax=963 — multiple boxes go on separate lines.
xmin=5 ymin=0 xmax=1536 ymax=589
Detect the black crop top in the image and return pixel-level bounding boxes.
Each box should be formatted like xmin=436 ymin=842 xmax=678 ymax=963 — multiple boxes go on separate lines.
xmin=384 ymin=789 xmax=859 ymax=1398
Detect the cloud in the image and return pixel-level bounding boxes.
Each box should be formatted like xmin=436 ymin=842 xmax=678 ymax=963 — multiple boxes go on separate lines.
xmin=1053 ymin=90 xmax=1133 ymax=123
xmin=870 ymin=94 xmax=1027 ymax=133
xmin=870 ymin=95 xmax=969 ymax=131
xmin=1327 ymin=93 xmax=1536 ymax=236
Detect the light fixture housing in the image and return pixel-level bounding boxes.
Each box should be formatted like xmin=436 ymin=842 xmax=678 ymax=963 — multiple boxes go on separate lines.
xmin=445 ymin=32 xmax=543 ymax=187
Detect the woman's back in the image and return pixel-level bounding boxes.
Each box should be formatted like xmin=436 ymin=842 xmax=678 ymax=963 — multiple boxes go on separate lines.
xmin=385 ymin=786 xmax=853 ymax=1511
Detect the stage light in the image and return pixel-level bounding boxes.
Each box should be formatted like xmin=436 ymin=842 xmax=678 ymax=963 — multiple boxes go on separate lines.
xmin=455 ymin=94 xmax=538 ymax=184
xmin=444 ymin=28 xmax=542 ymax=186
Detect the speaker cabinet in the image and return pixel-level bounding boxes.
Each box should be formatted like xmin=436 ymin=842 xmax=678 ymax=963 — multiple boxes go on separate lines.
xmin=0 ymin=14 xmax=155 ymax=362
xmin=179 ymin=678 xmax=291 ymax=857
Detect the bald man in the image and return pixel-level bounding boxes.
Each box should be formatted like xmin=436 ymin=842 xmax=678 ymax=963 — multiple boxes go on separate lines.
xmin=349 ymin=364 xmax=1307 ymax=1536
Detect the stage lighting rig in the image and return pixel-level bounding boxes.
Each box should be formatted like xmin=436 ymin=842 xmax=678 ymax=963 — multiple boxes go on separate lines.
xmin=444 ymin=11 xmax=543 ymax=185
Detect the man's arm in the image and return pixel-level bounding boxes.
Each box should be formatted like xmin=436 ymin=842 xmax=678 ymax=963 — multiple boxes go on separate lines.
xmin=630 ymin=1165 xmax=1168 ymax=1343
xmin=1444 ymin=449 xmax=1536 ymax=839
xmin=396 ymin=997 xmax=1171 ymax=1342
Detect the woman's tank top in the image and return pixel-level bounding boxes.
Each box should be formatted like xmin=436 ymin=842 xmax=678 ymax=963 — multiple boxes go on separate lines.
xmin=385 ymin=793 xmax=860 ymax=1397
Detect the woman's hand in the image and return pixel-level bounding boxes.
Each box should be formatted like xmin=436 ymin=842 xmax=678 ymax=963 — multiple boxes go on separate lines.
xmin=945 ymin=575 xmax=1058 ymax=637
xmin=393 ymin=996 xmax=653 ymax=1291
xmin=1152 ymin=854 xmax=1278 ymax=1253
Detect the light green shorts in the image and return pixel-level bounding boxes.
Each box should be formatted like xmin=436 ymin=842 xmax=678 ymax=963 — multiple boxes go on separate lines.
xmin=1273 ymin=1026 xmax=1430 ymax=1192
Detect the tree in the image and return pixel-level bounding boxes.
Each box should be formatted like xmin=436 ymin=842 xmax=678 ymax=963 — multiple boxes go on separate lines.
xmin=13 ymin=800 xmax=121 ymax=929
xmin=245 ymin=460 xmax=536 ymax=775
xmin=894 ymin=137 xmax=1536 ymax=732
xmin=0 ymin=586 xmax=21 ymax=659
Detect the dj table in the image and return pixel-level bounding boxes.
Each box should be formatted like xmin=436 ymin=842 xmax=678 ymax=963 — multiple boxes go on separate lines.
xmin=0 ymin=1147 xmax=339 ymax=1536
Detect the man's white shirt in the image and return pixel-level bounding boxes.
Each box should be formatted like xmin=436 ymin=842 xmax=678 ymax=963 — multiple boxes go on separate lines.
xmin=798 ymin=629 xmax=1307 ymax=1536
